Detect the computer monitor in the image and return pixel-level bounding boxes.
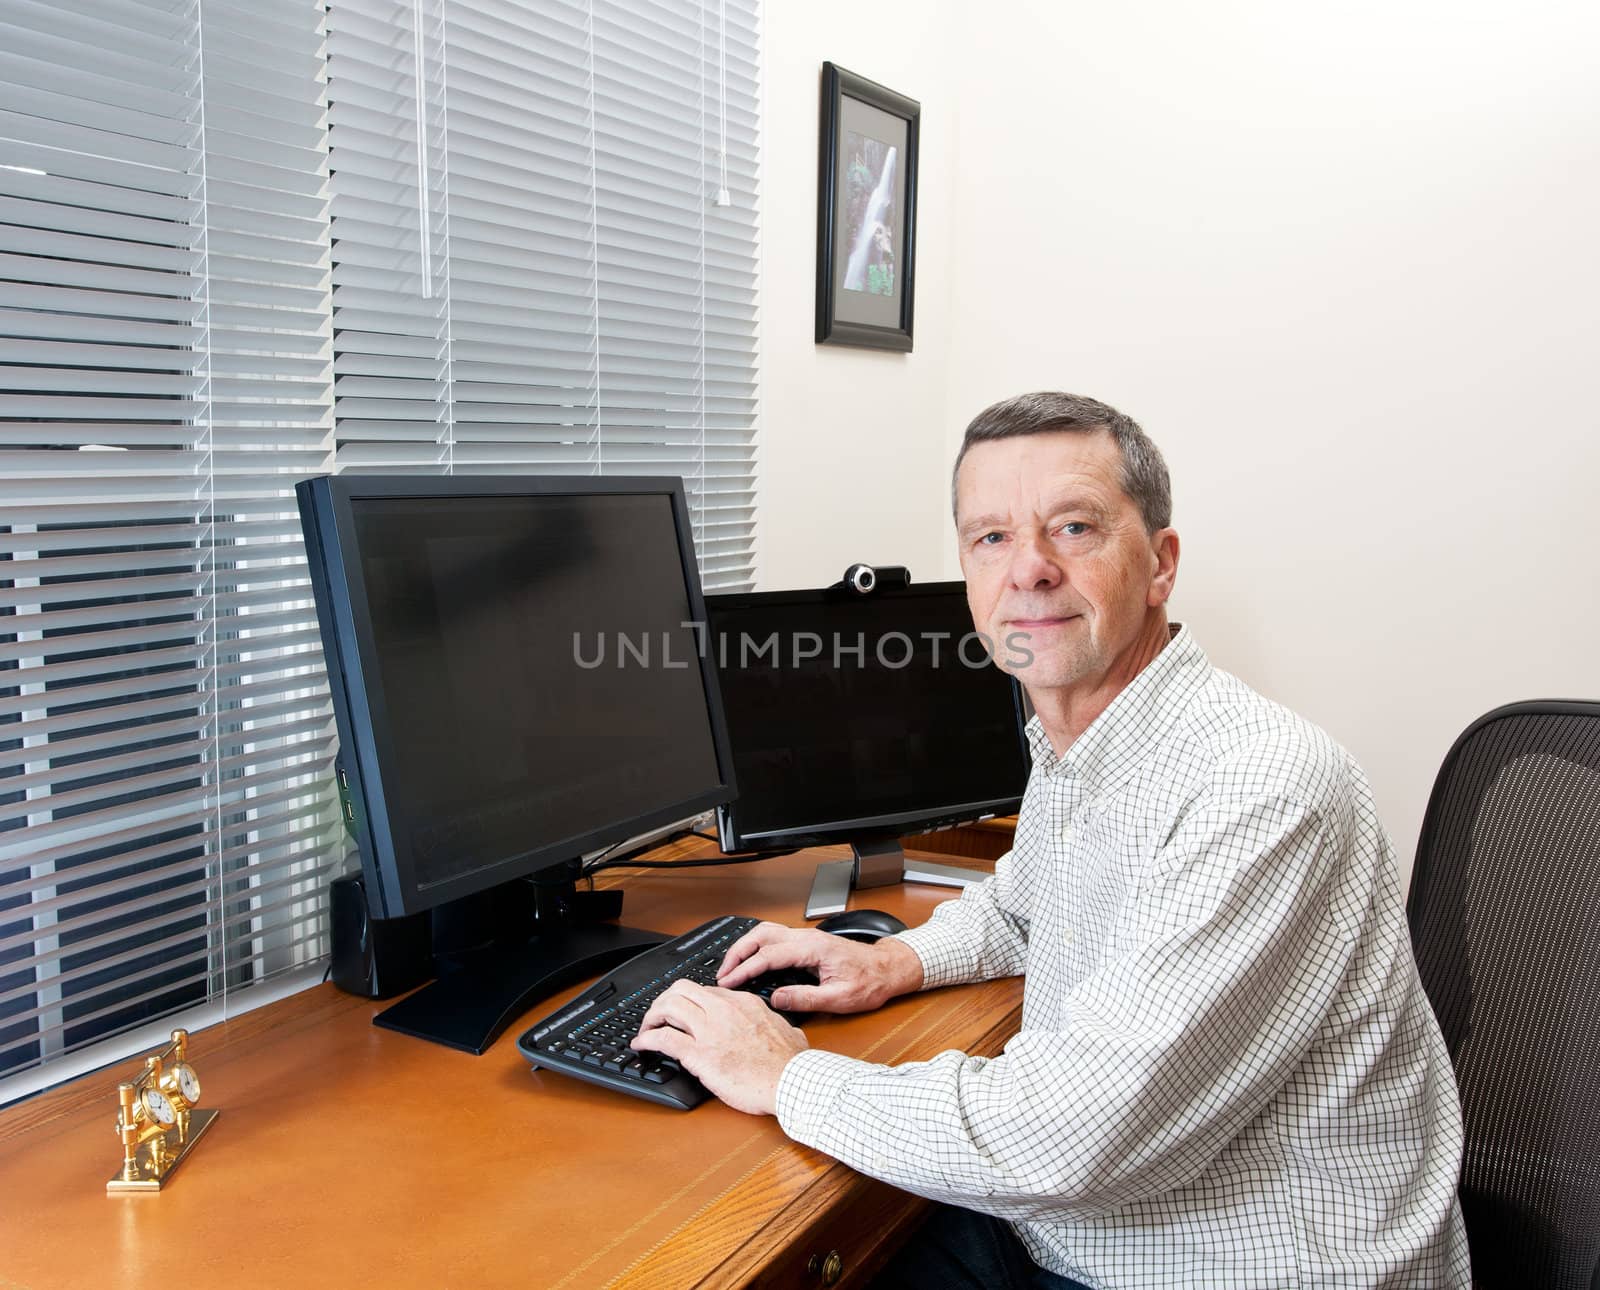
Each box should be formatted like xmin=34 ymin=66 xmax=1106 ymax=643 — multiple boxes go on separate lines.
xmin=297 ymin=475 xmax=736 ymax=1053
xmin=705 ymin=580 xmax=1030 ymax=918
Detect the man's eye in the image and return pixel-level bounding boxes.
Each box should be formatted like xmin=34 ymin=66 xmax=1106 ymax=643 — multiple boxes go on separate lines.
xmin=977 ymin=532 xmax=1005 ymax=546
xmin=1061 ymin=522 xmax=1089 ymax=536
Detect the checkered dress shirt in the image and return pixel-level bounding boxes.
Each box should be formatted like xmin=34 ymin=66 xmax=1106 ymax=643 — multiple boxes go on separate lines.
xmin=776 ymin=625 xmax=1471 ymax=1288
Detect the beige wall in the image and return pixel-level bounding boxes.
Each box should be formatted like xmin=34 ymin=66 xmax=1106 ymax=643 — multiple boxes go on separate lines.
xmin=760 ymin=0 xmax=1600 ymax=879
xmin=757 ymin=0 xmax=959 ymax=591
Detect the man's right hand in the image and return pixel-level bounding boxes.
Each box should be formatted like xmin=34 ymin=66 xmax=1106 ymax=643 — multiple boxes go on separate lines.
xmin=717 ymin=922 xmax=925 ymax=1014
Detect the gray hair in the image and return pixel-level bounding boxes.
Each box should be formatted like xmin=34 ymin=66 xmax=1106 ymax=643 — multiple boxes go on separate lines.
xmin=951 ymin=391 xmax=1172 ymax=532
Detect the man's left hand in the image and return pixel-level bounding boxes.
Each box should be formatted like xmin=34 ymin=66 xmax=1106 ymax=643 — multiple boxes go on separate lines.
xmin=631 ymin=980 xmax=808 ymax=1115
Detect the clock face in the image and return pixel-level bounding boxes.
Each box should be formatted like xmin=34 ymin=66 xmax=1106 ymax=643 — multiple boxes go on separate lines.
xmin=173 ymin=1063 xmax=201 ymax=1103
xmin=141 ymin=1087 xmax=177 ymax=1126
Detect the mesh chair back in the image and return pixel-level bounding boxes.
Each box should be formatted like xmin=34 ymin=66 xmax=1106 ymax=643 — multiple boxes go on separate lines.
xmin=1409 ymin=701 xmax=1600 ymax=1289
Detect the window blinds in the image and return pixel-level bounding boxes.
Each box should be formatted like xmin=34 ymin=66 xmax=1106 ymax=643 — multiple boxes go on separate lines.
xmin=324 ymin=0 xmax=760 ymax=582
xmin=1 ymin=0 xmax=760 ymax=1090
xmin=0 ymin=0 xmax=340 ymax=1083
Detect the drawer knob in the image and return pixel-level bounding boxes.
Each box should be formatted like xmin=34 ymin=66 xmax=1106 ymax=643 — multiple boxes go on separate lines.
xmin=806 ymin=1249 xmax=844 ymax=1286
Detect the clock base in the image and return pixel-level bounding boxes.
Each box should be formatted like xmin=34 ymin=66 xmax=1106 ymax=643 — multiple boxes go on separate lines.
xmin=107 ymin=1108 xmax=219 ymax=1193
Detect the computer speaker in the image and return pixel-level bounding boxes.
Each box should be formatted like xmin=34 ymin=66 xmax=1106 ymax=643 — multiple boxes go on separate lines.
xmin=329 ymin=873 xmax=433 ymax=999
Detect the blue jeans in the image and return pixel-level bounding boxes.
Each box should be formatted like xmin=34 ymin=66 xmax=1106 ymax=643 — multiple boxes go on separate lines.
xmin=871 ymin=1204 xmax=1094 ymax=1290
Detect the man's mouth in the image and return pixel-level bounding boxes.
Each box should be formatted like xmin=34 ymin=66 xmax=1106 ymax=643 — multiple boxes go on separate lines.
xmin=1005 ymin=614 xmax=1081 ymax=630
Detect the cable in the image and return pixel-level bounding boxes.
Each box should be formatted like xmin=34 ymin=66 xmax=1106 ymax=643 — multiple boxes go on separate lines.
xmin=578 ymin=826 xmax=715 ymax=877
xmin=590 ymin=854 xmax=760 ymax=872
xmin=579 ymin=834 xmax=638 ymax=872
xmin=585 ymin=846 xmax=799 ymax=875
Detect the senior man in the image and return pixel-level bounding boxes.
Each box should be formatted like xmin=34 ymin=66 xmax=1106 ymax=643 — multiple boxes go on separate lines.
xmin=632 ymin=392 xmax=1470 ymax=1288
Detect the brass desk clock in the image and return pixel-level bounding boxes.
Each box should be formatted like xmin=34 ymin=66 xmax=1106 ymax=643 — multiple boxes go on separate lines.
xmin=107 ymin=1028 xmax=218 ymax=1193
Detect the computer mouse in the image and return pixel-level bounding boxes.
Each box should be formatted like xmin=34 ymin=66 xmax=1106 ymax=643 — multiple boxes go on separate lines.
xmin=815 ymin=908 xmax=908 ymax=944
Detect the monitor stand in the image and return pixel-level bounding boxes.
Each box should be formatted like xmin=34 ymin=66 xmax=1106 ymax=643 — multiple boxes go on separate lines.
xmin=805 ymin=838 xmax=982 ymax=920
xmin=370 ymin=866 xmax=667 ymax=1055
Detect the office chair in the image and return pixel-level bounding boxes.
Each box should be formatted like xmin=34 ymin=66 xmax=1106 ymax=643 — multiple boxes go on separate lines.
xmin=1408 ymin=701 xmax=1600 ymax=1289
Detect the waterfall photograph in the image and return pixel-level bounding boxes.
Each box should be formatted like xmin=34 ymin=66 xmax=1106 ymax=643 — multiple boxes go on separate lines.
xmin=841 ymin=131 xmax=899 ymax=297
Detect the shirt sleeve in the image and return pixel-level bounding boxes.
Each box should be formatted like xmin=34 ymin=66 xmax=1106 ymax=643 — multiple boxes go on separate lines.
xmin=888 ymin=848 xmax=1031 ymax=989
xmin=776 ymin=794 xmax=1360 ymax=1221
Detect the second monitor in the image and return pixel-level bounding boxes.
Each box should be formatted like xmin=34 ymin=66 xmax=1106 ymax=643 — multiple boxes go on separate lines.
xmin=706 ymin=579 xmax=1030 ymax=918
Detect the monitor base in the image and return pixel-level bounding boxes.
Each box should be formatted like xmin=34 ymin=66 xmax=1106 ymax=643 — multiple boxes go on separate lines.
xmin=372 ymin=921 xmax=667 ymax=1055
xmin=804 ymin=839 xmax=982 ymax=919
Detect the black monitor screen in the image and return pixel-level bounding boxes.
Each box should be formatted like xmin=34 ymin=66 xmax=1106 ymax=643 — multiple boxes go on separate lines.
xmin=307 ymin=483 xmax=730 ymax=906
xmin=300 ymin=473 xmax=736 ymax=921
xmin=708 ymin=584 xmax=1028 ymax=845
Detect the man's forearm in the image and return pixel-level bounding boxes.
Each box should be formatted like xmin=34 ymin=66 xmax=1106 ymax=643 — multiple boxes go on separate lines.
xmin=890 ymin=864 xmax=1030 ymax=989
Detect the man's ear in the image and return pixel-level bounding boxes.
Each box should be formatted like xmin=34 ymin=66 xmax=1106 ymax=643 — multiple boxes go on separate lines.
xmin=1147 ymin=528 xmax=1180 ymax=608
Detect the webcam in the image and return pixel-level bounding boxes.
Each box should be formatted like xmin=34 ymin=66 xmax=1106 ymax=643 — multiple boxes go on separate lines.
xmin=836 ymin=563 xmax=911 ymax=595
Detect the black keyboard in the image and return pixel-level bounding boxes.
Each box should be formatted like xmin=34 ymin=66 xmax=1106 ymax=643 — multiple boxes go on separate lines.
xmin=515 ymin=915 xmax=817 ymax=1110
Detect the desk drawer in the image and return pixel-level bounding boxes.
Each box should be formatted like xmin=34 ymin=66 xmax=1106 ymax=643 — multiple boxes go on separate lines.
xmin=750 ymin=1173 xmax=927 ymax=1290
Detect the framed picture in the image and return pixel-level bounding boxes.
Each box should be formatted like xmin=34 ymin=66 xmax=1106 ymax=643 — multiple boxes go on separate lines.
xmin=815 ymin=63 xmax=919 ymax=351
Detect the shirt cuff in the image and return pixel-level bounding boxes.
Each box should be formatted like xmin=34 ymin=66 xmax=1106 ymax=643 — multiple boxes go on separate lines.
xmin=887 ymin=923 xmax=977 ymax=991
xmin=775 ymin=1048 xmax=881 ymax=1145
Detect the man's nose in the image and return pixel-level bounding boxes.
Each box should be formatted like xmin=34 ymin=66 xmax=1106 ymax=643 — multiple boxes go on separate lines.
xmin=1009 ymin=533 xmax=1061 ymax=591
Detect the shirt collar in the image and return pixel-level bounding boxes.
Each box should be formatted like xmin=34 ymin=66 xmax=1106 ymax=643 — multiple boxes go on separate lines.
xmin=1024 ymin=622 xmax=1211 ymax=797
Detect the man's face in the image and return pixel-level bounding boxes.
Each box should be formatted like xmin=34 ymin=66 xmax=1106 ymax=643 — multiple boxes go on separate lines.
xmin=955 ymin=429 xmax=1176 ymax=697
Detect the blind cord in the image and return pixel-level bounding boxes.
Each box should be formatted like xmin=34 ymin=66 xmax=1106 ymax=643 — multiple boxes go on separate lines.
xmin=716 ymin=0 xmax=730 ymax=205
xmin=412 ymin=0 xmax=433 ymax=299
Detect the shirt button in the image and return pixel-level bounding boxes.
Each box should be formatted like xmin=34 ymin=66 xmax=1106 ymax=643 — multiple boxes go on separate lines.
xmin=1061 ymin=926 xmax=1074 ymax=948
xmin=1059 ymin=823 xmax=1072 ymax=842
xmin=873 ymin=1155 xmax=890 ymax=1173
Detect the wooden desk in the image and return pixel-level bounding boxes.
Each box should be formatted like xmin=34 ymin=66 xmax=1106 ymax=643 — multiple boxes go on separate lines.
xmin=915 ymin=815 xmax=1018 ymax=862
xmin=0 ymin=847 xmax=1021 ymax=1289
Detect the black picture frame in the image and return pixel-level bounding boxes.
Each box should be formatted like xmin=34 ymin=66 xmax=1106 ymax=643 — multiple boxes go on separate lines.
xmin=815 ymin=63 xmax=919 ymax=352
